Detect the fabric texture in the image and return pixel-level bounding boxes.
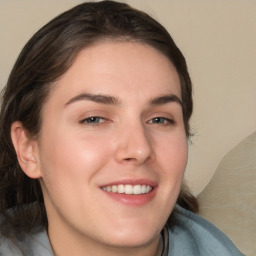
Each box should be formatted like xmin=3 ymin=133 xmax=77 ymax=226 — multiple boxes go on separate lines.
xmin=168 ymin=205 xmax=244 ymax=256
xmin=0 ymin=205 xmax=243 ymax=256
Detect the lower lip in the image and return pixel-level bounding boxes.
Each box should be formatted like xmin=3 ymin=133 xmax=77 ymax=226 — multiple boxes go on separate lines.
xmin=101 ymin=188 xmax=157 ymax=206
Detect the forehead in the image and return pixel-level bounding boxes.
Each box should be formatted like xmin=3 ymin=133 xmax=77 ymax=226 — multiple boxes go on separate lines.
xmin=47 ymin=41 xmax=181 ymax=106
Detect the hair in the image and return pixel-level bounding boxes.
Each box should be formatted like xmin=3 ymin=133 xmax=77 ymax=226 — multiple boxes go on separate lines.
xmin=0 ymin=0 xmax=198 ymax=239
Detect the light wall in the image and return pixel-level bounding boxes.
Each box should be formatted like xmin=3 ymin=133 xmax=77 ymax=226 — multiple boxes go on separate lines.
xmin=0 ymin=0 xmax=256 ymax=195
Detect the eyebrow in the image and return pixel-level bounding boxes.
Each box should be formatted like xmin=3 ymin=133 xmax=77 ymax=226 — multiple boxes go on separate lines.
xmin=65 ymin=93 xmax=182 ymax=107
xmin=65 ymin=93 xmax=121 ymax=106
xmin=150 ymin=94 xmax=183 ymax=107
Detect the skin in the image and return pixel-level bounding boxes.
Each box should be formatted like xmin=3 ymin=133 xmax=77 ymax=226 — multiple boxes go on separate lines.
xmin=12 ymin=41 xmax=188 ymax=256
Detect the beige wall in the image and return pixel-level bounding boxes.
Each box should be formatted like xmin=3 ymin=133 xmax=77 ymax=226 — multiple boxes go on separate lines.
xmin=0 ymin=0 xmax=256 ymax=195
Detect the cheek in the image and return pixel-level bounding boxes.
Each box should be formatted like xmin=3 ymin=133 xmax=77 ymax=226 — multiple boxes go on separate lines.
xmin=169 ymin=138 xmax=188 ymax=168
xmin=38 ymin=130 xmax=113 ymax=189
xmin=156 ymin=132 xmax=188 ymax=177
xmin=38 ymin=132 xmax=115 ymax=219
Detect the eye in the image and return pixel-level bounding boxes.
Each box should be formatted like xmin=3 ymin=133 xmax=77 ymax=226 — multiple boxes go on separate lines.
xmin=148 ymin=117 xmax=174 ymax=125
xmin=80 ymin=116 xmax=106 ymax=124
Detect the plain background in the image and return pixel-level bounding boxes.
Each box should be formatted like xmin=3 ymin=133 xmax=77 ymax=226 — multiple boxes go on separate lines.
xmin=0 ymin=0 xmax=256 ymax=195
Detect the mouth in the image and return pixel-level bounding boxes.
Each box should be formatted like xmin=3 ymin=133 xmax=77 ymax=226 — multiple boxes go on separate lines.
xmin=101 ymin=184 xmax=153 ymax=195
xmin=100 ymin=179 xmax=157 ymax=206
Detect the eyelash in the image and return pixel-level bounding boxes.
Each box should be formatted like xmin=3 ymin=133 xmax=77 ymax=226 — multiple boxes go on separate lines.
xmin=79 ymin=116 xmax=106 ymax=125
xmin=148 ymin=117 xmax=175 ymax=125
xmin=79 ymin=116 xmax=175 ymax=126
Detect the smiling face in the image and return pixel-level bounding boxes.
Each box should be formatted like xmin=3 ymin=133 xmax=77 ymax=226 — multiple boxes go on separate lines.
xmin=31 ymin=41 xmax=188 ymax=255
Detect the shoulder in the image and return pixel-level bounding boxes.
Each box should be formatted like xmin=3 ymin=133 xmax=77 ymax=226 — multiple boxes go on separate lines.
xmin=168 ymin=205 xmax=244 ymax=256
xmin=0 ymin=213 xmax=21 ymax=255
xmin=0 ymin=231 xmax=53 ymax=256
xmin=0 ymin=214 xmax=53 ymax=256
xmin=0 ymin=236 xmax=23 ymax=256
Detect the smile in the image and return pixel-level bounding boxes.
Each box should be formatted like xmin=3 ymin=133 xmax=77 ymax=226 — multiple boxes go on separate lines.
xmin=101 ymin=184 xmax=153 ymax=195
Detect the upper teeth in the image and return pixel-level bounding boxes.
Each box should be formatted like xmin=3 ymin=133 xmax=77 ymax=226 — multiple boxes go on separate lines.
xmin=101 ymin=184 xmax=152 ymax=195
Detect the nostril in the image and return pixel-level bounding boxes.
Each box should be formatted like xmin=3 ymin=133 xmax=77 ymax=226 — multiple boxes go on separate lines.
xmin=124 ymin=157 xmax=135 ymax=161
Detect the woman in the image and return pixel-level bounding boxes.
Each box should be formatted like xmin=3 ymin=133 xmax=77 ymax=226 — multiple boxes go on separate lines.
xmin=0 ymin=1 xmax=243 ymax=255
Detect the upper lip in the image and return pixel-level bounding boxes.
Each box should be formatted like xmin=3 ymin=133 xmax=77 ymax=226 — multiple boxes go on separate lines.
xmin=100 ymin=179 xmax=157 ymax=188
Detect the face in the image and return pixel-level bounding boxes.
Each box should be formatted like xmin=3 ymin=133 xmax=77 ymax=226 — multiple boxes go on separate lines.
xmin=35 ymin=42 xmax=187 ymax=253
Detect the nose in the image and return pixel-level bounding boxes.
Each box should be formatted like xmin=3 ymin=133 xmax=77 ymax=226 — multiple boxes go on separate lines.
xmin=114 ymin=122 xmax=155 ymax=165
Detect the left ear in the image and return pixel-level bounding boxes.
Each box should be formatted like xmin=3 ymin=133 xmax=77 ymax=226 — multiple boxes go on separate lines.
xmin=11 ymin=121 xmax=42 ymax=179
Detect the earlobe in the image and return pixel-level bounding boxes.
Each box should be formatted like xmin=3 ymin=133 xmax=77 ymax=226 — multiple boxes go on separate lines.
xmin=11 ymin=121 xmax=42 ymax=179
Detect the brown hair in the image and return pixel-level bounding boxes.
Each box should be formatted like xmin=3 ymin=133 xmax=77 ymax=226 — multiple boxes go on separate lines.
xmin=0 ymin=0 xmax=197 ymax=238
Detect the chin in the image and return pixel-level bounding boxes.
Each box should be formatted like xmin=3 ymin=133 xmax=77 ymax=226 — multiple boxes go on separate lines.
xmin=106 ymin=233 xmax=158 ymax=248
xmin=101 ymin=220 xmax=162 ymax=248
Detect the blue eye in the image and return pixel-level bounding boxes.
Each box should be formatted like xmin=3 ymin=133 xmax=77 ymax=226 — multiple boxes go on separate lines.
xmin=80 ymin=116 xmax=105 ymax=124
xmin=148 ymin=117 xmax=174 ymax=125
